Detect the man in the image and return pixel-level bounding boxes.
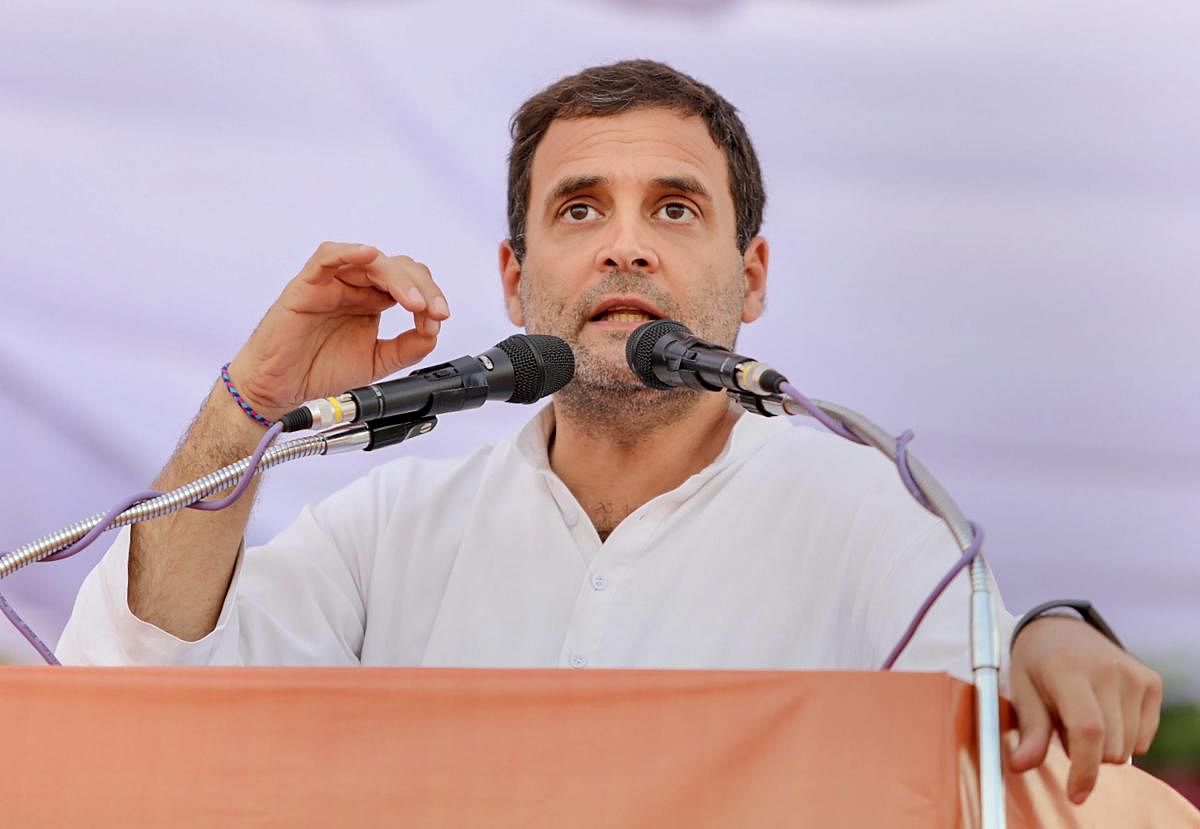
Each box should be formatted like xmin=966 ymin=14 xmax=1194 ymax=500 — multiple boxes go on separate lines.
xmin=59 ymin=60 xmax=1161 ymax=804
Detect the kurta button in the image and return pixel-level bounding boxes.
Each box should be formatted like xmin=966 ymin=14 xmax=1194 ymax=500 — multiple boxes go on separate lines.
xmin=569 ymin=654 xmax=588 ymax=668
xmin=591 ymin=574 xmax=608 ymax=591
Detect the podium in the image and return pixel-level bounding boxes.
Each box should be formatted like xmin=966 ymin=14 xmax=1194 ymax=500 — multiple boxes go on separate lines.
xmin=2 ymin=666 xmax=1195 ymax=827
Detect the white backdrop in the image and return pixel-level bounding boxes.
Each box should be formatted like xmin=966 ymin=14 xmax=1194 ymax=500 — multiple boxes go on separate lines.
xmin=1 ymin=0 xmax=1197 ymax=696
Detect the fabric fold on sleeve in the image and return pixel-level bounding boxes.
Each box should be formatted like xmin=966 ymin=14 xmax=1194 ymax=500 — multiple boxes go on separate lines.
xmin=56 ymin=525 xmax=245 ymax=666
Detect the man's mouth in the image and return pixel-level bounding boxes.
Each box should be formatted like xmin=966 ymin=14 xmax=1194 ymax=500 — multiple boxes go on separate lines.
xmin=590 ymin=308 xmax=659 ymax=324
xmin=587 ymin=296 xmax=665 ymax=328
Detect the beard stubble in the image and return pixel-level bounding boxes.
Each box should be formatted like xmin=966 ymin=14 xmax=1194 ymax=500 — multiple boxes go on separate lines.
xmin=518 ymin=266 xmax=747 ymax=445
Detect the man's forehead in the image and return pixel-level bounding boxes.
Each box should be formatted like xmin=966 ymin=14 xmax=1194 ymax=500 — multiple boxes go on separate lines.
xmin=529 ymin=108 xmax=730 ymax=198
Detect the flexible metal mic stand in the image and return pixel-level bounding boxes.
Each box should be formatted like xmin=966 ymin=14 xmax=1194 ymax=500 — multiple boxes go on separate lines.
xmin=732 ymin=390 xmax=1006 ymax=829
xmin=0 ymin=416 xmax=436 ymax=580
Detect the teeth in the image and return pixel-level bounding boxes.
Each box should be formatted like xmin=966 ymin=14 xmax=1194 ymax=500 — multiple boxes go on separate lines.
xmin=601 ymin=310 xmax=652 ymax=322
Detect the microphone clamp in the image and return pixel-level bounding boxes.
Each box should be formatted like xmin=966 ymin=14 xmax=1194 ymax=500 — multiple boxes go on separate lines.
xmin=727 ymin=390 xmax=804 ymax=418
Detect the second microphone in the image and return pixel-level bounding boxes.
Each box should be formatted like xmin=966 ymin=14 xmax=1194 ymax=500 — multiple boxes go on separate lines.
xmin=625 ymin=319 xmax=787 ymax=396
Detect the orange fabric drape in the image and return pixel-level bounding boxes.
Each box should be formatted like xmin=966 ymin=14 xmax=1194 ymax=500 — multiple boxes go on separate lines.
xmin=1 ymin=667 xmax=1194 ymax=827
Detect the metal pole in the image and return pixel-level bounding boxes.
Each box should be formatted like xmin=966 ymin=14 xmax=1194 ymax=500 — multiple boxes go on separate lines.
xmin=771 ymin=395 xmax=1006 ymax=829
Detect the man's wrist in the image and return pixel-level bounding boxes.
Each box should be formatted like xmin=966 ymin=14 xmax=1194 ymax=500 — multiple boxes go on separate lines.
xmin=200 ymin=380 xmax=278 ymax=456
xmin=1010 ymin=599 xmax=1124 ymax=652
xmin=220 ymin=361 xmax=284 ymax=426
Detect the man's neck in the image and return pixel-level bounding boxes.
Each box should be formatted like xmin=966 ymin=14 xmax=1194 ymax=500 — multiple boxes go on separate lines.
xmin=547 ymin=392 xmax=741 ymax=540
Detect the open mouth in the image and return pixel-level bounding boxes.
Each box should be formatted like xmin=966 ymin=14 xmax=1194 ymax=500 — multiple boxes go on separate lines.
xmin=590 ymin=308 xmax=660 ymax=324
xmin=587 ymin=297 xmax=664 ymax=325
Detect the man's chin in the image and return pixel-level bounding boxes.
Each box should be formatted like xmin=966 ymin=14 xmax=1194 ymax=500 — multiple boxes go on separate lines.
xmin=557 ymin=326 xmax=691 ymax=393
xmin=554 ymin=365 xmax=701 ymax=431
xmin=576 ymin=322 xmax=641 ymax=351
xmin=566 ymin=365 xmax=695 ymax=397
xmin=570 ymin=338 xmax=636 ymax=375
xmin=568 ymin=368 xmax=650 ymax=392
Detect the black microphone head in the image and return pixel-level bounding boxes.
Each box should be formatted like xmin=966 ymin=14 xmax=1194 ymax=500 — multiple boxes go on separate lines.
xmin=496 ymin=334 xmax=575 ymax=403
xmin=625 ymin=319 xmax=691 ymax=390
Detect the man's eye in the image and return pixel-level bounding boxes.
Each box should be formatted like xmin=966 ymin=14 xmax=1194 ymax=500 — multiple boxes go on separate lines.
xmin=656 ymin=203 xmax=696 ymax=222
xmin=562 ymin=204 xmax=599 ymax=222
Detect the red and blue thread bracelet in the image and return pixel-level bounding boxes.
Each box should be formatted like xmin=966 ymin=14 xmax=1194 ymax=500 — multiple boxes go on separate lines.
xmin=220 ymin=363 xmax=273 ymax=428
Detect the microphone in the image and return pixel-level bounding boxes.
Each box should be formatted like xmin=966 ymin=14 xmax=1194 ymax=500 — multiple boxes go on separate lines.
xmin=624 ymin=320 xmax=787 ymax=396
xmin=279 ymin=334 xmax=575 ymax=432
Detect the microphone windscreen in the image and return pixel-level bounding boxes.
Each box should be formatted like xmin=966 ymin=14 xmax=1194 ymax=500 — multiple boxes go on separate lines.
xmin=496 ymin=334 xmax=575 ymax=403
xmin=625 ymin=319 xmax=690 ymax=390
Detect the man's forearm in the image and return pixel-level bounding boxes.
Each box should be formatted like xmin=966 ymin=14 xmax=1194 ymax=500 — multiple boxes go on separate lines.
xmin=127 ymin=382 xmax=267 ymax=641
xmin=122 ymin=241 xmax=445 ymax=642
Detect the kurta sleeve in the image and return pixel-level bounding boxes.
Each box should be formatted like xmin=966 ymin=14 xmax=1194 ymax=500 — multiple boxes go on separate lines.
xmin=56 ymin=466 xmax=389 ymax=667
xmin=55 ymin=525 xmax=248 ymax=665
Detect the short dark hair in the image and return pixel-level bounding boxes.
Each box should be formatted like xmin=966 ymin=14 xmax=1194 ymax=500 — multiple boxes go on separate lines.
xmin=507 ymin=59 xmax=766 ymax=261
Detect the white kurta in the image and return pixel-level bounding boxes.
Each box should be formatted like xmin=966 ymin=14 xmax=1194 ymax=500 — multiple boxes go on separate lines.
xmin=57 ymin=407 xmax=1014 ymax=681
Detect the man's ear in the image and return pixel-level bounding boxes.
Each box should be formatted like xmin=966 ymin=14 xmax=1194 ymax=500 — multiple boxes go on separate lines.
xmin=741 ymin=236 xmax=769 ymax=323
xmin=499 ymin=240 xmax=525 ymax=327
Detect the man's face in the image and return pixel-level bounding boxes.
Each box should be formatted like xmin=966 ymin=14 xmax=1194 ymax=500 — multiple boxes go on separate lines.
xmin=500 ymin=108 xmax=767 ymax=398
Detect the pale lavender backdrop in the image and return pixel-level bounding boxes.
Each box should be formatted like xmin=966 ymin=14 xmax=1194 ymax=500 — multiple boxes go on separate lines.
xmin=1 ymin=0 xmax=1196 ymax=696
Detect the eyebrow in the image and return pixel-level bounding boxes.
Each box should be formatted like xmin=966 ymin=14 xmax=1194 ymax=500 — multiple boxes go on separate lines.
xmin=543 ymin=173 xmax=714 ymax=213
xmin=546 ymin=175 xmax=608 ymax=210
xmin=651 ymin=175 xmax=712 ymax=202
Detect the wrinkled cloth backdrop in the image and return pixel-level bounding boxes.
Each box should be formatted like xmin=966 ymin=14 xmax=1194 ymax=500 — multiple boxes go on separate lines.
xmin=1 ymin=0 xmax=1196 ymax=700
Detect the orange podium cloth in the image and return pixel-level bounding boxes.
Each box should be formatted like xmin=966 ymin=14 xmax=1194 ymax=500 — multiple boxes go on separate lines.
xmin=1 ymin=667 xmax=1195 ymax=827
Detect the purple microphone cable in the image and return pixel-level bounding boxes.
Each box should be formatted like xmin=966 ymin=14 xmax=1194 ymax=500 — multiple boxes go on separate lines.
xmin=0 ymin=421 xmax=284 ymax=665
xmin=777 ymin=381 xmax=986 ymax=670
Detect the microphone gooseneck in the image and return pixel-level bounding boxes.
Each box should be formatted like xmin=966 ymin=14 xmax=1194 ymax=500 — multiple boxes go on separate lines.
xmin=624 ymin=320 xmax=786 ymax=396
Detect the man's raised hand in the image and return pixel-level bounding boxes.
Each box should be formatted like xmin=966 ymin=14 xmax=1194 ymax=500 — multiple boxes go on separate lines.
xmin=226 ymin=242 xmax=451 ymax=420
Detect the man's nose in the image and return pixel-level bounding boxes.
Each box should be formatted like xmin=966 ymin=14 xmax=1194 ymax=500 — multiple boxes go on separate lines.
xmin=595 ymin=215 xmax=659 ymax=273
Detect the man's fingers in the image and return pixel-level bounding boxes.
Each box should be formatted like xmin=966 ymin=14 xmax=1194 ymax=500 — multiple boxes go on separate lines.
xmin=1097 ymin=679 xmax=1127 ymax=763
xmin=1009 ymin=670 xmax=1053 ymax=773
xmin=1117 ymin=676 xmax=1142 ymax=762
xmin=402 ymin=259 xmax=451 ymax=320
xmin=374 ymin=329 xmax=438 ymax=379
xmin=1054 ymin=677 xmax=1106 ymax=804
xmin=299 ymin=241 xmax=381 ymax=284
xmin=1135 ymin=670 xmax=1164 ymax=755
xmin=364 ymin=256 xmax=451 ymax=323
xmin=418 ymin=311 xmax=441 ymax=338
xmin=336 ymin=283 xmax=397 ymax=314
xmin=294 ymin=247 xmax=450 ymax=332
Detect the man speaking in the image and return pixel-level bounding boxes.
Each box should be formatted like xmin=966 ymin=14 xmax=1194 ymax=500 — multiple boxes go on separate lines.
xmin=58 ymin=60 xmax=1161 ymax=805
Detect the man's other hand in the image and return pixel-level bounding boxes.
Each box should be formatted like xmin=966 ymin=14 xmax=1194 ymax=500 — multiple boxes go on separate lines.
xmin=1008 ymin=616 xmax=1163 ymax=804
